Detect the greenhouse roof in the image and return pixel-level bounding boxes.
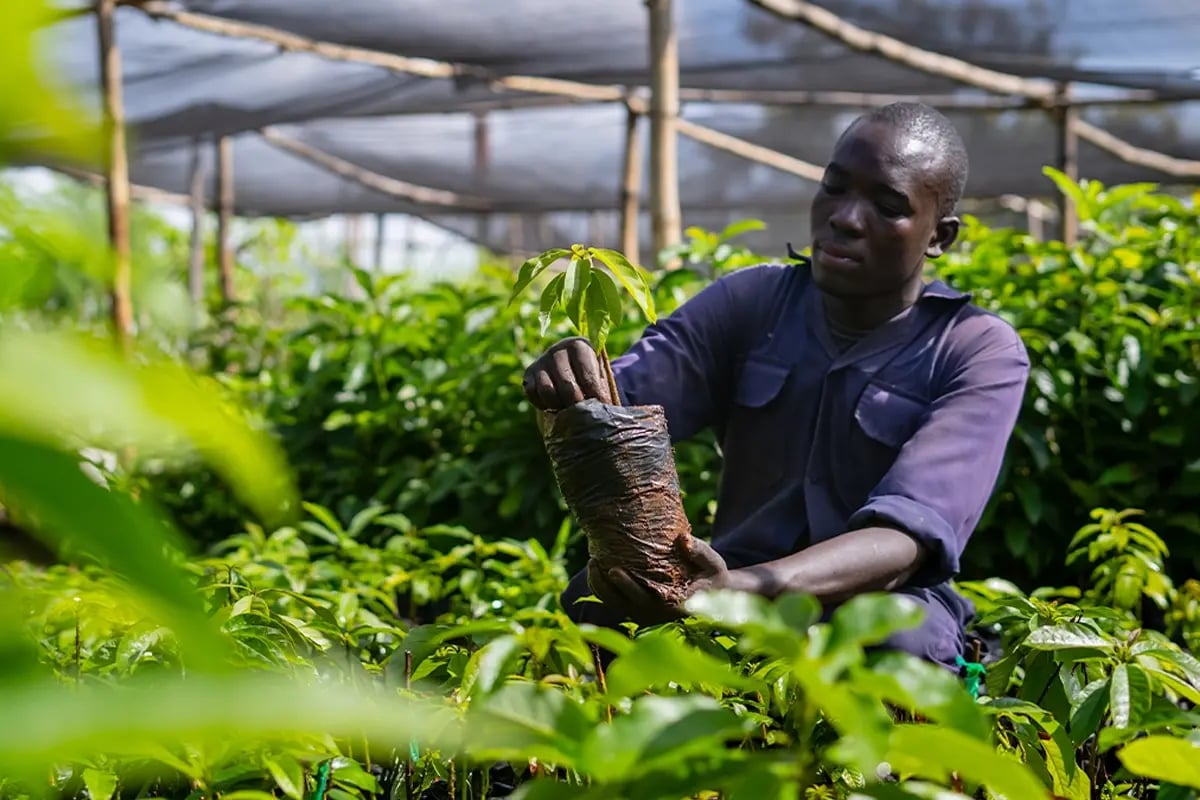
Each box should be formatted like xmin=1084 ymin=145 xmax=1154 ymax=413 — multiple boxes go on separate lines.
xmin=31 ymin=0 xmax=1200 ymax=259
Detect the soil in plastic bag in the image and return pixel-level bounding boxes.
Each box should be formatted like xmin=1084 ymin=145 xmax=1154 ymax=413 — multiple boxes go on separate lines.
xmin=541 ymin=398 xmax=705 ymax=605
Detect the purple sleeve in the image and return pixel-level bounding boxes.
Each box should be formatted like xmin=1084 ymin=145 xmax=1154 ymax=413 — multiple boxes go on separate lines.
xmin=846 ymin=316 xmax=1030 ymax=586
xmin=611 ymin=265 xmax=782 ymax=442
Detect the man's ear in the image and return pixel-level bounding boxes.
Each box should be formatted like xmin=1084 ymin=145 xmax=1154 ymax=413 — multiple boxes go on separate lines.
xmin=926 ymin=215 xmax=960 ymax=259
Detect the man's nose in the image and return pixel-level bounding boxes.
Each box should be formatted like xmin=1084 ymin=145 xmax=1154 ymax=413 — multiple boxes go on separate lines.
xmin=829 ymin=199 xmax=866 ymax=236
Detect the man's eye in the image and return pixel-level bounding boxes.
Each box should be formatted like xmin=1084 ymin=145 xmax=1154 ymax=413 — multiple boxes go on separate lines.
xmin=821 ymin=180 xmax=845 ymax=194
xmin=877 ymin=201 xmax=906 ymax=217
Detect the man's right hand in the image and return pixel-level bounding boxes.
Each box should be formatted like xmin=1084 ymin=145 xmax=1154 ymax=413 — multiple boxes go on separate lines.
xmin=522 ymin=337 xmax=616 ymax=410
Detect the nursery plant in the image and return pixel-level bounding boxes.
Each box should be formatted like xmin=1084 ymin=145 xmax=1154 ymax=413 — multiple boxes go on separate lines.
xmin=507 ymin=243 xmax=713 ymax=608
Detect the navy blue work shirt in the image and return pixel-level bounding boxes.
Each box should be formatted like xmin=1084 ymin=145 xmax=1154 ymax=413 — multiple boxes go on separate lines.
xmin=604 ymin=258 xmax=1030 ymax=668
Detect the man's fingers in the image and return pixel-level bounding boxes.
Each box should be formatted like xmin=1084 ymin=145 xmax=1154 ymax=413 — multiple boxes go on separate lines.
xmin=566 ymin=340 xmax=611 ymax=404
xmin=532 ymin=370 xmax=560 ymax=410
xmin=679 ymin=535 xmax=727 ymax=574
xmin=550 ymin=347 xmax=585 ymax=406
xmin=604 ymin=567 xmax=645 ymax=602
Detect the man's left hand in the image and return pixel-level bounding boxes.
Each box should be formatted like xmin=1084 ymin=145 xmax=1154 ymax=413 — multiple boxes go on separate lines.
xmin=601 ymin=535 xmax=729 ymax=626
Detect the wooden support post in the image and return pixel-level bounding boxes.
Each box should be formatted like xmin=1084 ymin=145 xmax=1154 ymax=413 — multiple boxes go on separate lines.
xmin=1054 ymin=84 xmax=1078 ymax=246
xmin=619 ymin=102 xmax=643 ymax=260
xmin=216 ymin=136 xmax=236 ymax=304
xmin=646 ymin=0 xmax=682 ymax=261
xmin=373 ymin=212 xmax=386 ymax=272
xmin=474 ymin=111 xmax=491 ymax=245
xmin=187 ymin=140 xmax=206 ymax=308
xmin=97 ymin=0 xmax=134 ymax=348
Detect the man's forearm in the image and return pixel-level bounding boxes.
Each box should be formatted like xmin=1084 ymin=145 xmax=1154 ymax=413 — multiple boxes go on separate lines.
xmin=718 ymin=526 xmax=927 ymax=604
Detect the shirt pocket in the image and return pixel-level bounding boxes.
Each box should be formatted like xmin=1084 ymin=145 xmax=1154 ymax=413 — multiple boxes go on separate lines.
xmin=724 ymin=355 xmax=794 ymax=491
xmin=733 ymin=356 xmax=792 ymax=409
xmin=835 ymin=380 xmax=930 ymax=508
xmin=853 ymin=380 xmax=929 ymax=450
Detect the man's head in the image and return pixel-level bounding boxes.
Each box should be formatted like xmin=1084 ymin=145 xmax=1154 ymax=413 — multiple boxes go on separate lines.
xmin=809 ymin=101 xmax=968 ymax=300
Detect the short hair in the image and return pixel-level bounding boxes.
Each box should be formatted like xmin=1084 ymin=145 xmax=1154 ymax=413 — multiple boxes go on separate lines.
xmin=847 ymin=101 xmax=969 ymax=217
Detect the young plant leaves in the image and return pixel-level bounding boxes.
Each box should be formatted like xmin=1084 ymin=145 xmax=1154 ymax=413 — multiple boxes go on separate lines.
xmin=563 ymin=256 xmax=593 ymax=340
xmin=588 ymin=247 xmax=657 ymax=324
xmin=539 ymin=272 xmax=566 ymax=337
xmin=510 ymin=248 xmax=570 ymax=305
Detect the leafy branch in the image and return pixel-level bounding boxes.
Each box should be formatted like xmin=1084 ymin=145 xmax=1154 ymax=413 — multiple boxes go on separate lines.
xmin=508 ymin=243 xmax=657 ymax=407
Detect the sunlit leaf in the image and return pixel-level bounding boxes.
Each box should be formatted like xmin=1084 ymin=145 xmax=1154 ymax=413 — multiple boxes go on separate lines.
xmin=603 ymin=628 xmax=758 ymax=698
xmin=588 ymin=247 xmax=657 ymax=324
xmin=888 ymin=725 xmax=1046 ymax=800
xmin=1119 ymin=736 xmax=1200 ymax=789
xmin=538 ymin=272 xmax=566 ymax=337
xmin=0 ymin=330 xmax=297 ymax=525
xmin=578 ymin=695 xmax=749 ymax=780
xmin=509 ymin=248 xmax=570 ymax=304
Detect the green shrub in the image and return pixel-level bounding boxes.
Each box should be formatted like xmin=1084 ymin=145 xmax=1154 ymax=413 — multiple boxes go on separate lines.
xmin=940 ymin=172 xmax=1200 ymax=585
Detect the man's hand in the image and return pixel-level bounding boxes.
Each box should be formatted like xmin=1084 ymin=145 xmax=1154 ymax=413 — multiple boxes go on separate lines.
xmin=522 ymin=337 xmax=615 ymax=411
xmin=592 ymin=535 xmax=728 ymax=626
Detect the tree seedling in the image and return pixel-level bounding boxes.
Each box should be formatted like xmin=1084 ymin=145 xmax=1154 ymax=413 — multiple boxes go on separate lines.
xmin=508 ymin=243 xmax=657 ymax=406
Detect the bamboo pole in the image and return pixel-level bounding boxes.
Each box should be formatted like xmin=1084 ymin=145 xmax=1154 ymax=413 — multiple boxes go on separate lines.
xmin=216 ymin=135 xmax=236 ymax=304
xmin=474 ymin=111 xmax=491 ymax=244
xmin=1075 ymin=119 xmax=1200 ymax=178
xmin=373 ymin=213 xmax=386 ymax=271
xmin=647 ymin=0 xmax=682 ymax=258
xmin=676 ymin=118 xmax=826 ymax=181
xmin=135 ymin=1 xmax=626 ymax=103
xmin=1053 ymin=84 xmax=1079 ymax=246
xmin=127 ymin=1 xmax=1194 ymax=112
xmin=619 ymin=102 xmax=643 ymax=260
xmin=187 ymin=141 xmax=206 ymax=307
xmin=49 ymin=164 xmax=191 ymax=205
xmin=260 ymin=126 xmax=492 ymax=209
xmin=97 ymin=0 xmax=134 ymax=349
xmin=749 ymin=0 xmax=1055 ymax=102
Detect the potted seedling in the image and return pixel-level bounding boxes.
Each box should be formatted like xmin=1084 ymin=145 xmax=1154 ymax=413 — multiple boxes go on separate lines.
xmin=509 ymin=244 xmax=711 ymax=607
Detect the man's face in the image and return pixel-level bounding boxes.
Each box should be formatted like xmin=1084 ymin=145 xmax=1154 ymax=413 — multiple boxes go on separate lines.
xmin=808 ymin=119 xmax=955 ymax=299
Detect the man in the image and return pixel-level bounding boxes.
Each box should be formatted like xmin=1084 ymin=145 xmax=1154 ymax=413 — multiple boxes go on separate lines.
xmin=521 ymin=102 xmax=1030 ymax=670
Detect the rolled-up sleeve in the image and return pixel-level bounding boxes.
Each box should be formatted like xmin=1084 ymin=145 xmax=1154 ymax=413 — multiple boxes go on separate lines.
xmin=612 ymin=265 xmax=784 ymax=442
xmin=847 ymin=317 xmax=1030 ymax=586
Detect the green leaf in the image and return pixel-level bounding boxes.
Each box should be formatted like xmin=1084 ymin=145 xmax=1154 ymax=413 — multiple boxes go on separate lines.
xmin=460 ymin=634 xmax=524 ymax=700
xmin=1014 ymin=478 xmax=1043 ymax=525
xmin=717 ymin=218 xmax=766 ymax=242
xmin=331 ymin=758 xmax=379 ymax=793
xmin=603 ymin=628 xmax=758 ymax=698
xmin=888 ymin=725 xmax=1047 ymax=800
xmin=1109 ymin=663 xmax=1151 ymax=729
xmin=0 ymin=331 xmax=297 ymax=526
xmin=1097 ymin=463 xmax=1139 ymax=486
xmin=588 ymin=247 xmax=658 ymax=324
xmin=0 ymin=434 xmax=229 ymax=671
xmin=464 ymin=681 xmax=590 ymax=766
xmin=824 ymin=593 xmax=925 ymax=656
xmin=583 ymin=279 xmax=613 ymax=353
xmin=1024 ymin=623 xmax=1114 ymax=652
xmin=264 ymin=754 xmax=305 ymax=800
xmin=538 ymin=273 xmax=566 ymax=337
xmin=563 ymin=256 xmax=592 ymax=338
xmin=1067 ymin=677 xmax=1109 ymax=748
xmin=81 ymin=768 xmax=118 ymax=800
xmin=1043 ymin=167 xmax=1091 ymax=220
xmin=0 ymin=672 xmax=455 ymax=775
xmin=865 ymin=653 xmax=989 ymax=739
xmin=509 ymin=248 xmax=570 ymax=304
xmin=1118 ymin=736 xmax=1200 ymax=789
xmin=0 ymin=0 xmax=97 ymax=163
xmin=578 ymin=695 xmax=748 ymax=780
xmin=510 ymin=782 xmax=611 ymax=800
